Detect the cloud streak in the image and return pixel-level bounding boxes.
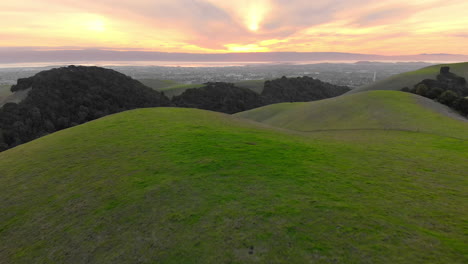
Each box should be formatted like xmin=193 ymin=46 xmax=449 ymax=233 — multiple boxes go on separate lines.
xmin=1 ymin=0 xmax=468 ymax=55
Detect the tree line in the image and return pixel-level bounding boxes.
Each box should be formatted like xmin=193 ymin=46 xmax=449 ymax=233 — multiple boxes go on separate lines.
xmin=0 ymin=66 xmax=351 ymax=151
xmin=402 ymin=67 xmax=468 ymax=116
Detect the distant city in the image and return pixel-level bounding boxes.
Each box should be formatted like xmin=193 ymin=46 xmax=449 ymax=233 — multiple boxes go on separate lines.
xmin=0 ymin=61 xmax=432 ymax=89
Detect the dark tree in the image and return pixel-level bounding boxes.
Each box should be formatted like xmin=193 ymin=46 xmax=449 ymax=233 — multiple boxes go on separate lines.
xmin=172 ymin=82 xmax=262 ymax=114
xmin=0 ymin=66 xmax=171 ymax=151
xmin=261 ymin=76 xmax=350 ymax=104
xmin=438 ymin=90 xmax=458 ymax=106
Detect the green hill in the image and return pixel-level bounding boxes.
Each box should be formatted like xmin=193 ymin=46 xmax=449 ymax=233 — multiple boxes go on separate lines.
xmin=159 ymin=81 xmax=264 ymax=98
xmin=137 ymin=79 xmax=204 ymax=97
xmin=235 ymin=90 xmax=468 ymax=139
xmin=138 ymin=79 xmax=180 ymax=90
xmin=0 ymin=84 xmax=12 ymax=104
xmin=234 ymin=80 xmax=265 ymax=93
xmin=159 ymin=83 xmax=204 ymax=97
xmin=348 ymin=62 xmax=468 ymax=94
xmin=1 ymin=107 xmax=467 ymax=263
xmin=141 ymin=79 xmax=266 ymax=97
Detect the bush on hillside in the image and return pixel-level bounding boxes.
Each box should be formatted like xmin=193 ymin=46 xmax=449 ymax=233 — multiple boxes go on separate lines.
xmin=403 ymin=67 xmax=468 ymax=118
xmin=261 ymin=76 xmax=350 ymax=104
xmin=437 ymin=90 xmax=458 ymax=106
xmin=172 ymin=82 xmax=262 ymax=114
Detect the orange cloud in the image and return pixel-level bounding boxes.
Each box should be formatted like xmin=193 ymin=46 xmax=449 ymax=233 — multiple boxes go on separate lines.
xmin=1 ymin=0 xmax=468 ymax=55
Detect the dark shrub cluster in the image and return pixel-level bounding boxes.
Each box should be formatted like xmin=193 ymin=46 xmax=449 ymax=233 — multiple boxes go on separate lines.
xmin=0 ymin=66 xmax=171 ymax=151
xmin=402 ymin=67 xmax=468 ymax=117
xmin=172 ymin=82 xmax=263 ymax=114
xmin=0 ymin=68 xmax=350 ymax=151
xmin=261 ymin=76 xmax=350 ymax=104
xmin=173 ymin=76 xmax=350 ymax=113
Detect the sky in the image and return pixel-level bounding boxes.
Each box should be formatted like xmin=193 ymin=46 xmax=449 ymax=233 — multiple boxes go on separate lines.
xmin=2 ymin=0 xmax=468 ymax=55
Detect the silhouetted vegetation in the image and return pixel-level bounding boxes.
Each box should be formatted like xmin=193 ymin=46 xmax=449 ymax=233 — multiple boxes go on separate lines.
xmin=0 ymin=67 xmax=351 ymax=151
xmin=403 ymin=67 xmax=468 ymax=117
xmin=0 ymin=66 xmax=171 ymax=151
xmin=172 ymin=82 xmax=262 ymax=114
xmin=261 ymin=76 xmax=350 ymax=104
xmin=172 ymin=76 xmax=350 ymax=113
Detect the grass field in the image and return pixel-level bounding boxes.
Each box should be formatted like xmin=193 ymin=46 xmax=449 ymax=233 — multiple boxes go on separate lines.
xmin=234 ymin=80 xmax=266 ymax=94
xmin=138 ymin=79 xmax=180 ymax=90
xmin=139 ymin=78 xmax=266 ymax=98
xmin=236 ymin=90 xmax=468 ymax=139
xmin=0 ymin=84 xmax=12 ymax=103
xmin=0 ymin=105 xmax=467 ymax=263
xmin=138 ymin=79 xmax=204 ymax=97
xmin=159 ymin=83 xmax=205 ymax=97
xmin=348 ymin=62 xmax=468 ymax=94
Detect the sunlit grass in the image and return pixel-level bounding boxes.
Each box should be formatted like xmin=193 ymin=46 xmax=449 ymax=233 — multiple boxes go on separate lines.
xmin=0 ymin=106 xmax=466 ymax=263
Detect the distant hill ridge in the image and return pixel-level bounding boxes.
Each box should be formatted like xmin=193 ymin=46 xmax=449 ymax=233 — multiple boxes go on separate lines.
xmin=235 ymin=90 xmax=468 ymax=139
xmin=172 ymin=82 xmax=263 ymax=114
xmin=262 ymin=76 xmax=349 ymax=104
xmin=402 ymin=67 xmax=468 ymax=116
xmin=170 ymin=77 xmax=350 ymax=114
xmin=414 ymin=66 xmax=468 ymax=96
xmin=348 ymin=62 xmax=468 ymax=94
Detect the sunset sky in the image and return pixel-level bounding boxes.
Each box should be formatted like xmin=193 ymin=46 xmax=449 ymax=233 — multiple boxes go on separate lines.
xmin=2 ymin=0 xmax=468 ymax=55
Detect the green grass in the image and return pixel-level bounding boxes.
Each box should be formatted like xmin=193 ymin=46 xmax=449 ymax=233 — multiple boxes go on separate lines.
xmin=139 ymin=79 xmax=266 ymax=98
xmin=0 ymin=84 xmax=12 ymax=103
xmin=138 ymin=79 xmax=180 ymax=90
xmin=0 ymin=106 xmax=467 ymax=263
xmin=159 ymin=83 xmax=205 ymax=97
xmin=349 ymin=62 xmax=468 ymax=94
xmin=236 ymin=90 xmax=468 ymax=139
xmin=159 ymin=80 xmax=266 ymax=98
xmin=138 ymin=79 xmax=204 ymax=97
xmin=235 ymin=80 xmax=265 ymax=94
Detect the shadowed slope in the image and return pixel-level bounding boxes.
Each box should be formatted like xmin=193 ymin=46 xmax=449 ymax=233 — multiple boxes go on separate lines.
xmin=348 ymin=62 xmax=468 ymax=94
xmin=235 ymin=91 xmax=468 ymax=139
xmin=0 ymin=84 xmax=12 ymax=105
xmin=0 ymin=108 xmax=467 ymax=263
xmin=235 ymin=80 xmax=265 ymax=94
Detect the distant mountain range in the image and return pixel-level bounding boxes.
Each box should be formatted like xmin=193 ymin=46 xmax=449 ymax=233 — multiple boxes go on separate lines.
xmin=1 ymin=49 xmax=468 ymax=63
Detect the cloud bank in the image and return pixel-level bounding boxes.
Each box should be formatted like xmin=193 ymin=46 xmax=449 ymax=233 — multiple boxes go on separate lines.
xmin=1 ymin=0 xmax=468 ymax=54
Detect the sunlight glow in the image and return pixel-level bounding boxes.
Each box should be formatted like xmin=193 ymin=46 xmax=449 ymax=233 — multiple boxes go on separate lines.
xmin=245 ymin=1 xmax=270 ymax=32
xmin=2 ymin=0 xmax=468 ymax=54
xmin=225 ymin=44 xmax=269 ymax=52
xmin=86 ymin=19 xmax=106 ymax=32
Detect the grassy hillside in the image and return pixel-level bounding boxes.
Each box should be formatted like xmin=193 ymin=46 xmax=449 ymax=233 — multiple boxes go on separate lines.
xmin=236 ymin=90 xmax=468 ymax=139
xmin=139 ymin=79 xmax=265 ymax=98
xmin=235 ymin=80 xmax=265 ymax=94
xmin=0 ymin=84 xmax=12 ymax=103
xmin=138 ymin=79 xmax=180 ymax=90
xmin=1 ymin=107 xmax=467 ymax=263
xmin=349 ymin=62 xmax=468 ymax=94
xmin=137 ymin=78 xmax=204 ymax=97
xmin=159 ymin=83 xmax=204 ymax=97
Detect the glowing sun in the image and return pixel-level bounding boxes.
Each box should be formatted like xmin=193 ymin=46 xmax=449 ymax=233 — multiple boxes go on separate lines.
xmin=86 ymin=19 xmax=106 ymax=32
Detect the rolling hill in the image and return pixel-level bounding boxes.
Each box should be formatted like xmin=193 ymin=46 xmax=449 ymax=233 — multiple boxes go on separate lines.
xmin=159 ymin=83 xmax=205 ymax=97
xmin=0 ymin=84 xmax=12 ymax=105
xmin=140 ymin=78 xmax=266 ymax=98
xmin=137 ymin=79 xmax=180 ymax=90
xmin=234 ymin=80 xmax=266 ymax=94
xmin=0 ymin=107 xmax=467 ymax=263
xmin=348 ymin=62 xmax=468 ymax=94
xmin=138 ymin=79 xmax=204 ymax=97
xmin=235 ymin=90 xmax=468 ymax=139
